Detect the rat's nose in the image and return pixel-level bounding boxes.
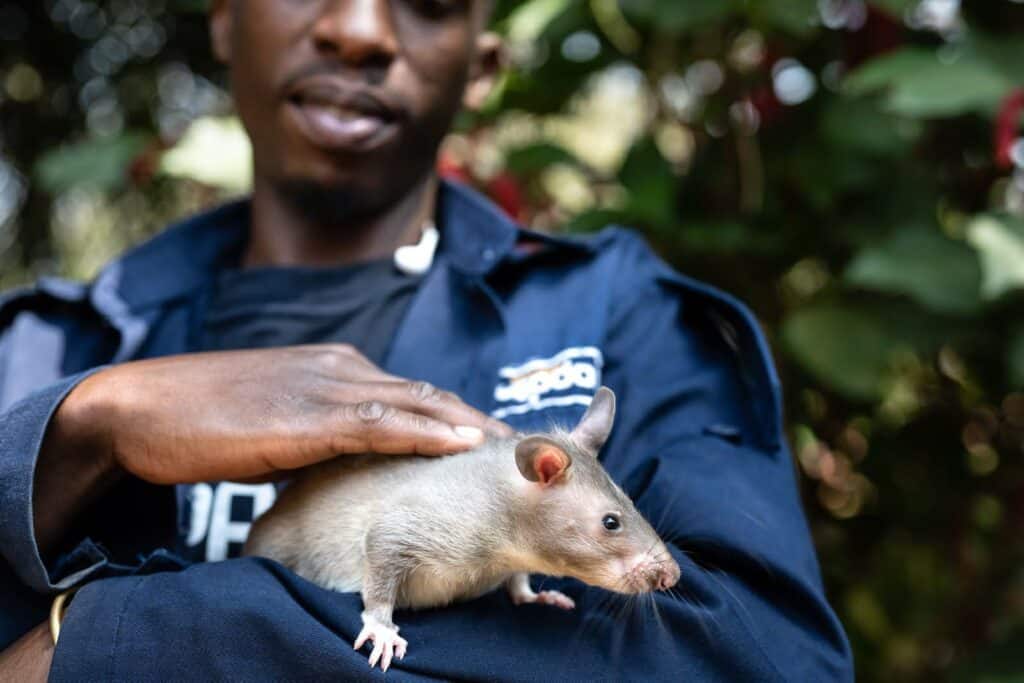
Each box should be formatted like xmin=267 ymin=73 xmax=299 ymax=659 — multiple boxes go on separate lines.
xmin=655 ymin=560 xmax=681 ymax=591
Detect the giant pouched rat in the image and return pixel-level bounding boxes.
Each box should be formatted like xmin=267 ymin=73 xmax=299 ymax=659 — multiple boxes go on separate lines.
xmin=244 ymin=387 xmax=681 ymax=672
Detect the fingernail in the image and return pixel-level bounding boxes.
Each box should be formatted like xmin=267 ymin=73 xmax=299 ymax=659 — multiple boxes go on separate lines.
xmin=488 ymin=419 xmax=515 ymax=437
xmin=454 ymin=426 xmax=484 ymax=441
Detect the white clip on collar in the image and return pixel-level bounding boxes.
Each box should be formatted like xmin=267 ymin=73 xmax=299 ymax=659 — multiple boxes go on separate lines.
xmin=393 ymin=221 xmax=439 ymax=276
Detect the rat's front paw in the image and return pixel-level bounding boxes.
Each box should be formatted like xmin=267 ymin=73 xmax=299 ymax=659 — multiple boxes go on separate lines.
xmin=510 ymin=587 xmax=576 ymax=610
xmin=532 ymin=590 xmax=576 ymax=610
xmin=354 ymin=615 xmax=408 ymax=673
xmin=507 ymin=574 xmax=576 ymax=611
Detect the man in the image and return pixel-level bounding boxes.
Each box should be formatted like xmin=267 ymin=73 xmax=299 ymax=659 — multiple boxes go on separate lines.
xmin=0 ymin=1 xmax=853 ymax=680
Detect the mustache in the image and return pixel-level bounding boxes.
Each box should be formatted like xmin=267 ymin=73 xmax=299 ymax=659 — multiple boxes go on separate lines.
xmin=280 ymin=61 xmax=409 ymax=114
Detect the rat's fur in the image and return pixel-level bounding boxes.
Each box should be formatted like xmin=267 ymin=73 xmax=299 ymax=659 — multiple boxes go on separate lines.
xmin=244 ymin=388 xmax=679 ymax=671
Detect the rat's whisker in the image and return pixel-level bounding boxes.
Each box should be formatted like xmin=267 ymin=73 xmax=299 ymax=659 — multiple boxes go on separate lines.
xmin=672 ymin=584 xmax=718 ymax=645
xmin=698 ymin=565 xmax=757 ymax=631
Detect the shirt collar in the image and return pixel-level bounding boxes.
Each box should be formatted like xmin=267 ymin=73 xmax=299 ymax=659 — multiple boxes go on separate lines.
xmin=94 ymin=179 xmax=594 ymax=313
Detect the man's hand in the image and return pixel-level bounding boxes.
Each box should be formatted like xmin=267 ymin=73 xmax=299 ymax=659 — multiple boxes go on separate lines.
xmin=34 ymin=344 xmax=510 ymax=552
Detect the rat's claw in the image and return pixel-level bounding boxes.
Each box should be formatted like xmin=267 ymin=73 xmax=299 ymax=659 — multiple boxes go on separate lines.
xmin=369 ymin=639 xmax=385 ymax=670
xmin=536 ymin=590 xmax=576 ymax=610
xmin=354 ymin=620 xmax=408 ymax=672
xmin=381 ymin=641 xmax=396 ymax=672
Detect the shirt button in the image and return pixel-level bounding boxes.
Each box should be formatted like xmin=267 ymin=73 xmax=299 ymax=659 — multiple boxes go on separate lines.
xmin=716 ymin=318 xmax=740 ymax=352
xmin=482 ymin=248 xmax=496 ymax=262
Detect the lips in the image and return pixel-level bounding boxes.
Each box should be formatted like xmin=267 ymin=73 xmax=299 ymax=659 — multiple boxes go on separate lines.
xmin=285 ymin=78 xmax=402 ymax=152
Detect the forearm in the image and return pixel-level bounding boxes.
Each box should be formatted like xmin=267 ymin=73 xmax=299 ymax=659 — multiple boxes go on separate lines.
xmin=624 ymin=435 xmax=853 ymax=681
xmin=32 ymin=373 xmax=123 ymax=556
xmin=0 ymin=624 xmax=52 ymax=683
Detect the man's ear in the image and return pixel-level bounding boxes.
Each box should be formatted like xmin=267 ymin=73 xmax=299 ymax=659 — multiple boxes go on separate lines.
xmin=515 ymin=436 xmax=571 ymax=486
xmin=463 ymin=32 xmax=505 ymax=112
xmin=571 ymin=387 xmax=616 ymax=453
xmin=209 ymin=0 xmax=234 ymax=65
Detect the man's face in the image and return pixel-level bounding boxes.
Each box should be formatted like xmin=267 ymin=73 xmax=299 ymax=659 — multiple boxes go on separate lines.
xmin=211 ymin=0 xmax=497 ymax=221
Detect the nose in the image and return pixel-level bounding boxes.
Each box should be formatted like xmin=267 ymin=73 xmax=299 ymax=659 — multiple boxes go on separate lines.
xmin=654 ymin=559 xmax=681 ymax=591
xmin=312 ymin=0 xmax=398 ymax=77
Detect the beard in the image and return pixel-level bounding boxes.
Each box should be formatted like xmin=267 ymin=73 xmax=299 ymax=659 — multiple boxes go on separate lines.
xmin=270 ymin=147 xmax=439 ymax=231
xmin=273 ymin=177 xmax=371 ymax=227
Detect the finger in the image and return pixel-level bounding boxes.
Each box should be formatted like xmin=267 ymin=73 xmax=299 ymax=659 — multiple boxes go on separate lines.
xmin=486 ymin=418 xmax=516 ymax=438
xmin=331 ymin=402 xmax=487 ymax=456
xmin=302 ymin=348 xmax=512 ymax=437
xmin=341 ymin=382 xmax=512 ymax=437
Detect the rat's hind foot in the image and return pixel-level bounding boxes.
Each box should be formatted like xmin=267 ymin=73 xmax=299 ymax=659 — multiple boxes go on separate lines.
xmin=354 ymin=614 xmax=408 ymax=673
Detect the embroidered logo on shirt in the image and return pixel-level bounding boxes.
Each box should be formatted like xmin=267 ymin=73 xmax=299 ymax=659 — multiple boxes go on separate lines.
xmin=491 ymin=346 xmax=603 ymax=419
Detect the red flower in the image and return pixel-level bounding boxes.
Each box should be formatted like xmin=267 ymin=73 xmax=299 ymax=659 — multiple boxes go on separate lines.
xmin=487 ymin=172 xmax=526 ymax=222
xmin=437 ymin=152 xmax=472 ymax=184
xmin=995 ymin=88 xmax=1024 ymax=170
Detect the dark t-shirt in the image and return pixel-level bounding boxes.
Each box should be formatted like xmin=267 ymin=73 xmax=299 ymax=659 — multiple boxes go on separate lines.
xmin=178 ymin=257 xmax=422 ymax=562
xmin=201 ymin=257 xmax=420 ymax=363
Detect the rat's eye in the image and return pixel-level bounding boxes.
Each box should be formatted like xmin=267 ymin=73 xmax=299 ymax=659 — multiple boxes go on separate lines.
xmin=602 ymin=514 xmax=621 ymax=531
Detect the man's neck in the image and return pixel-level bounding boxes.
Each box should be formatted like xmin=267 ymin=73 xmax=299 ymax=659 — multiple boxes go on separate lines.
xmin=243 ymin=174 xmax=438 ymax=269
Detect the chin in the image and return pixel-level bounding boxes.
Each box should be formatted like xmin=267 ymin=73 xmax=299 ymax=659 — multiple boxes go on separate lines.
xmin=273 ymin=173 xmax=393 ymax=225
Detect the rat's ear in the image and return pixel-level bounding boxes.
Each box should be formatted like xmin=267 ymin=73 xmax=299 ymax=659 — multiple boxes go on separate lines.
xmin=571 ymin=387 xmax=616 ymax=453
xmin=515 ymin=436 xmax=572 ymax=486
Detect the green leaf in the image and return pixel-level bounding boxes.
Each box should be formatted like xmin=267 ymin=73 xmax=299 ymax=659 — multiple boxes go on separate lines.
xmin=963 ymin=32 xmax=1024 ymax=85
xmin=505 ymin=142 xmax=584 ymax=176
xmin=844 ymin=48 xmax=1014 ymax=118
xmin=503 ymin=0 xmax=572 ymax=43
xmin=674 ymin=220 xmax=783 ymax=255
xmin=619 ymin=0 xmax=736 ymax=33
xmin=867 ymin=0 xmax=916 ymax=16
xmin=782 ymin=304 xmax=921 ymax=401
xmin=844 ymin=49 xmax=936 ymax=96
xmin=821 ymin=97 xmax=922 ymax=157
xmin=966 ymin=214 xmax=1024 ymax=300
xmin=845 ymin=226 xmax=984 ymax=315
xmin=568 ymin=207 xmax=635 ymax=233
xmin=617 ymin=137 xmax=676 ymax=227
xmin=748 ymin=0 xmax=820 ymax=37
xmin=34 ymin=133 xmax=150 ymax=195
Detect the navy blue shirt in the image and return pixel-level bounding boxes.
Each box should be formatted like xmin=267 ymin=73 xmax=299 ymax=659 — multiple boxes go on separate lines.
xmin=0 ymin=181 xmax=853 ymax=681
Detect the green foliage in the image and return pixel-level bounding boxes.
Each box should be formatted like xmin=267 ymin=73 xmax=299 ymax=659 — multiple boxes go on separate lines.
xmin=967 ymin=214 xmax=1024 ymax=301
xmin=845 ymin=47 xmax=1014 ymax=117
xmin=4 ymin=1 xmax=1024 ymax=681
xmin=783 ymin=304 xmax=902 ymax=401
xmin=35 ymin=134 xmax=151 ymax=195
xmin=620 ymin=0 xmax=735 ymax=33
xmin=844 ymin=226 xmax=983 ymax=315
xmin=618 ymin=137 xmax=677 ymax=227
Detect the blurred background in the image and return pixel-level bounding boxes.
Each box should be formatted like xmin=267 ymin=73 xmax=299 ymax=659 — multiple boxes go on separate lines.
xmin=2 ymin=0 xmax=1024 ymax=679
